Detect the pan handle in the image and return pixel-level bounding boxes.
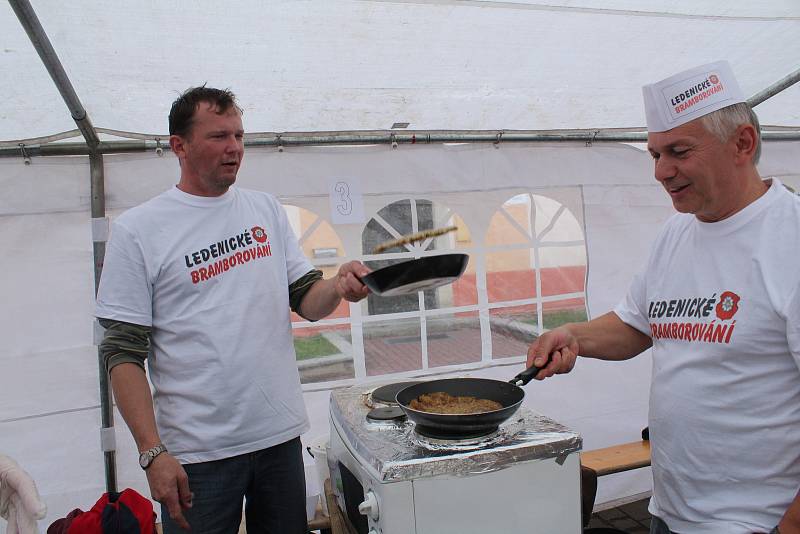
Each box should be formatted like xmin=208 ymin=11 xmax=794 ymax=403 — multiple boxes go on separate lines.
xmin=509 ymin=365 xmax=542 ymax=387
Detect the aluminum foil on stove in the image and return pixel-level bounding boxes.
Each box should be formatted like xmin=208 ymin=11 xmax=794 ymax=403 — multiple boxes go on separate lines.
xmin=330 ymin=384 xmax=582 ymax=483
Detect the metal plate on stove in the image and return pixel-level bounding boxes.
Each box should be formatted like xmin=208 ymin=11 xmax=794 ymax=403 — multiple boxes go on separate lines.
xmin=371 ymin=381 xmax=422 ymax=405
xmin=367 ymin=406 xmax=407 ymax=421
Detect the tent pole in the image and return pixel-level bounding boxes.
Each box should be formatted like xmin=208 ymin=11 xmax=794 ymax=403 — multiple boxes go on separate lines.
xmin=8 ymin=0 xmax=100 ymax=148
xmin=90 ymin=152 xmax=117 ymax=495
xmin=9 ymin=0 xmax=117 ymax=494
xmin=1 ymin=130 xmax=799 ymax=158
xmin=748 ymin=68 xmax=800 ymax=108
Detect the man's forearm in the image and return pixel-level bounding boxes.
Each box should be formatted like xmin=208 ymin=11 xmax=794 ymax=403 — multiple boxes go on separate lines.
xmin=297 ymin=261 xmax=370 ymax=320
xmin=110 ymin=363 xmax=162 ymax=451
xmin=568 ymin=312 xmax=652 ymax=361
xmin=298 ymin=278 xmax=341 ymax=321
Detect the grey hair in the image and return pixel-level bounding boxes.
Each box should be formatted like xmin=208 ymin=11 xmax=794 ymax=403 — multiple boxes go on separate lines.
xmin=700 ymin=102 xmax=761 ymax=164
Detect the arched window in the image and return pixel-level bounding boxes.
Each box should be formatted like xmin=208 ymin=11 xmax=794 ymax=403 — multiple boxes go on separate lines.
xmin=285 ymin=204 xmax=354 ymax=384
xmin=485 ymin=193 xmax=587 ymax=359
xmin=360 ymin=198 xmax=478 ymax=376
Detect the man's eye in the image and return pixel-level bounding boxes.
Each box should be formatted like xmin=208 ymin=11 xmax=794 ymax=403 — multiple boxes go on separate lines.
xmin=673 ymin=148 xmax=689 ymax=156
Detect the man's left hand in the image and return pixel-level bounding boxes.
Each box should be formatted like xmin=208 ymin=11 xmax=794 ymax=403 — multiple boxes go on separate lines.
xmin=776 ymin=487 xmax=800 ymax=534
xmin=334 ymin=261 xmax=371 ymax=302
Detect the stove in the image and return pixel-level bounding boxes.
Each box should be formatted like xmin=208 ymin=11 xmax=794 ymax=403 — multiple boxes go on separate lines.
xmin=328 ymin=382 xmax=583 ymax=534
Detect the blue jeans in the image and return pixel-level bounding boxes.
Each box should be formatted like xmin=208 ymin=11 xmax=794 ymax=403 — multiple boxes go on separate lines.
xmin=161 ymin=437 xmax=307 ymax=534
xmin=650 ymin=515 xmax=676 ymax=534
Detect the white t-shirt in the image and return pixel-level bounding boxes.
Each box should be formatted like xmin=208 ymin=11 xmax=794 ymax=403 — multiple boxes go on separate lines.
xmin=615 ymin=178 xmax=800 ymax=533
xmin=96 ymin=186 xmax=314 ymax=464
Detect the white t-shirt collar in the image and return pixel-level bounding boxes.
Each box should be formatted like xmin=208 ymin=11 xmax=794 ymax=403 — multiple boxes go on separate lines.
xmin=167 ymin=184 xmax=236 ymax=207
xmin=695 ymin=177 xmax=782 ymax=237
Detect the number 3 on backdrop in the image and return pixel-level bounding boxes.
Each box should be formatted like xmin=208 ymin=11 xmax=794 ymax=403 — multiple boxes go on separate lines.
xmin=328 ymin=178 xmax=365 ymax=225
xmin=334 ymin=181 xmax=352 ymax=215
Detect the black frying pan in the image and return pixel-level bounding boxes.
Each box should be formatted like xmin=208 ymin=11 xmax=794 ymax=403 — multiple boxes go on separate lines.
xmin=395 ymin=365 xmax=542 ymax=438
xmin=359 ymin=253 xmax=468 ymax=297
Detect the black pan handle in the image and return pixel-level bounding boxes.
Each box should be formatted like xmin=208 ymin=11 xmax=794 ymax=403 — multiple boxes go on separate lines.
xmin=509 ymin=365 xmax=542 ymax=387
xmin=509 ymin=352 xmax=554 ymax=386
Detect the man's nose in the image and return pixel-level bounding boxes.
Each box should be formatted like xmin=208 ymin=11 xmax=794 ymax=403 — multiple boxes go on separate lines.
xmin=654 ymin=156 xmax=675 ymax=183
xmin=225 ymin=136 xmax=242 ymax=153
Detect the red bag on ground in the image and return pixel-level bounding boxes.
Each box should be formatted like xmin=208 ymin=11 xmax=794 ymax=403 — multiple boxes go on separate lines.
xmin=48 ymin=488 xmax=155 ymax=534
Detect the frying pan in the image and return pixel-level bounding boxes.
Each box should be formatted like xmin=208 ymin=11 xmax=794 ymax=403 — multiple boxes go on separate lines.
xmin=359 ymin=253 xmax=468 ymax=297
xmin=395 ymin=365 xmax=542 ymax=438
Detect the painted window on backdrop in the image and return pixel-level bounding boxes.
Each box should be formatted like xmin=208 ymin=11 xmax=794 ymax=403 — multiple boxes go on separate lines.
xmin=485 ymin=192 xmax=588 ymax=360
xmin=359 ymin=198 xmax=478 ymax=377
xmin=284 ymin=204 xmax=355 ymax=385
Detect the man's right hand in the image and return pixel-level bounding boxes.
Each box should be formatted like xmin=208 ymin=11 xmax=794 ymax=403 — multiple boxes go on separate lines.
xmin=525 ymin=312 xmax=653 ymax=380
xmin=526 ymin=326 xmax=580 ymax=380
xmin=146 ymin=453 xmax=193 ymax=531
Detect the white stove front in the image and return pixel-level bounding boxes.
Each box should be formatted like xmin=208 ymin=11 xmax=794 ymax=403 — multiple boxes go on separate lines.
xmin=329 ymin=411 xmax=582 ymax=534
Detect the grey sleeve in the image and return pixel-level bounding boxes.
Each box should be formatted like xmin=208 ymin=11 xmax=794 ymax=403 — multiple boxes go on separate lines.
xmin=288 ymin=269 xmax=324 ymax=320
xmin=97 ymin=318 xmax=151 ymax=373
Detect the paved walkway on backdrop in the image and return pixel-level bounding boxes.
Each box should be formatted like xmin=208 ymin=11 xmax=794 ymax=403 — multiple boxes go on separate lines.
xmin=301 ymin=321 xmax=535 ymax=382
xmin=363 ymin=323 xmax=530 ymax=375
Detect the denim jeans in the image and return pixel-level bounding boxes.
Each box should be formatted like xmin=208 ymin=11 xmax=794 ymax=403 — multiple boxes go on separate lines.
xmin=650 ymin=515 xmax=780 ymax=534
xmin=161 ymin=437 xmax=307 ymax=534
xmin=650 ymin=515 xmax=676 ymax=534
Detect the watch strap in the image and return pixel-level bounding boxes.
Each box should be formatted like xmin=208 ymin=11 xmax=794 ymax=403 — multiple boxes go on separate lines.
xmin=139 ymin=443 xmax=168 ymax=469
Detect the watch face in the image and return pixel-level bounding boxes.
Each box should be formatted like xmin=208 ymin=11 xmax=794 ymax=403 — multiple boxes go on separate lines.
xmin=139 ymin=444 xmax=166 ymax=469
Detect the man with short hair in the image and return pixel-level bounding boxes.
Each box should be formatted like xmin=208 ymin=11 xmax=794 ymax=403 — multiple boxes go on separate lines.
xmin=526 ymin=61 xmax=800 ymax=533
xmin=96 ymin=86 xmax=371 ymax=533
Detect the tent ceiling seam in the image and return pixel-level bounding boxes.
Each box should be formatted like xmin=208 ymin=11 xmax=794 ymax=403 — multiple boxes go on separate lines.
xmin=361 ymin=0 xmax=800 ymax=21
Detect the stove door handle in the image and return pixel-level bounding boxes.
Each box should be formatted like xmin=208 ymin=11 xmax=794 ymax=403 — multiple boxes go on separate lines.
xmin=358 ymin=490 xmax=380 ymax=520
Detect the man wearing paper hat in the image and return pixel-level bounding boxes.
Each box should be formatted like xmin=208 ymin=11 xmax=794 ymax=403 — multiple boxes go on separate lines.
xmin=527 ymin=61 xmax=800 ymax=534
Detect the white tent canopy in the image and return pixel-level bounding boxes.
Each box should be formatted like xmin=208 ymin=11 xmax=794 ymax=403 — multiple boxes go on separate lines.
xmin=2 ymin=0 xmax=800 ymax=141
xmin=1 ymin=1 xmax=799 ymax=531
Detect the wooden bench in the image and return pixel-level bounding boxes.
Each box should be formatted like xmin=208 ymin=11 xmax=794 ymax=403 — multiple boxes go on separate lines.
xmin=578 ymin=439 xmax=651 ymax=527
xmin=580 ymin=439 xmax=651 ymax=477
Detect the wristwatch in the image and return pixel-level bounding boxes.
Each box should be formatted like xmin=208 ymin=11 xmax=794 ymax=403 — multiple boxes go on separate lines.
xmin=139 ymin=443 xmax=168 ymax=470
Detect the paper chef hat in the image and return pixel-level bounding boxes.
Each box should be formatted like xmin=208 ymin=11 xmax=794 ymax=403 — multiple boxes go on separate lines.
xmin=642 ymin=60 xmax=746 ymax=132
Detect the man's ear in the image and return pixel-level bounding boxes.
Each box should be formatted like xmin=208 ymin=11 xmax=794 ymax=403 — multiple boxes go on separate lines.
xmin=169 ymin=134 xmax=185 ymax=161
xmin=733 ymin=124 xmax=758 ymax=165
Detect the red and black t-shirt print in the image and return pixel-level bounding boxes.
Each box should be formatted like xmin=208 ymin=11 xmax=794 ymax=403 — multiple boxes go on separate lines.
xmin=715 ymin=291 xmax=740 ymax=320
xmin=648 ymin=290 xmax=740 ymax=345
xmin=251 ymin=225 xmax=268 ymax=243
xmin=183 ymin=225 xmax=272 ymax=284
